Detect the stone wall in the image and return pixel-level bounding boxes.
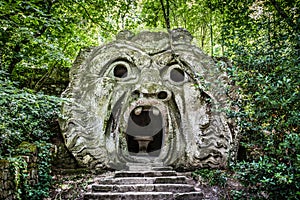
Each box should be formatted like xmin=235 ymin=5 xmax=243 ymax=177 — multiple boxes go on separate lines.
xmin=0 ymin=142 xmax=39 ymax=200
xmin=0 ymin=160 xmax=14 ymax=200
xmin=0 ymin=138 xmax=80 ymax=199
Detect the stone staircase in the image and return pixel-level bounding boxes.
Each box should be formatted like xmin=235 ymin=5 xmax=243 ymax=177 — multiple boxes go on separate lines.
xmin=84 ymin=164 xmax=204 ymax=200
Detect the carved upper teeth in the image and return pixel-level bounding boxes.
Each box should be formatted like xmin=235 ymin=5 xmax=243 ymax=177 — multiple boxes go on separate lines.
xmin=152 ymin=107 xmax=160 ymax=116
xmin=134 ymin=107 xmax=142 ymax=115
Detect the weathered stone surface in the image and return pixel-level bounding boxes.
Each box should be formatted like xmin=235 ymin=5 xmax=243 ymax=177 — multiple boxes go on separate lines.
xmin=84 ymin=191 xmax=204 ymax=200
xmin=60 ymin=29 xmax=238 ymax=170
xmin=0 ymin=149 xmax=39 ymax=200
xmin=114 ymin=170 xmax=177 ymax=178
xmin=102 ymin=176 xmax=188 ymax=185
xmin=92 ymin=183 xmax=194 ymax=192
xmin=84 ymin=168 xmax=204 ymax=200
xmin=175 ymin=192 xmax=205 ymax=200
xmin=84 ymin=191 xmax=174 ymax=200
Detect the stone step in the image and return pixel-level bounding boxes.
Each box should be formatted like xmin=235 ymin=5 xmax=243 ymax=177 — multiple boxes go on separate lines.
xmin=175 ymin=192 xmax=205 ymax=200
xmin=151 ymin=166 xmax=173 ymax=171
xmin=102 ymin=176 xmax=187 ymax=184
xmin=114 ymin=170 xmax=177 ymax=178
xmin=127 ymin=165 xmax=152 ymax=171
xmin=126 ymin=165 xmax=173 ymax=171
xmin=154 ymin=176 xmax=187 ymax=184
xmin=125 ymin=162 xmax=173 ymax=171
xmin=92 ymin=183 xmax=195 ymax=192
xmin=84 ymin=191 xmax=204 ymax=200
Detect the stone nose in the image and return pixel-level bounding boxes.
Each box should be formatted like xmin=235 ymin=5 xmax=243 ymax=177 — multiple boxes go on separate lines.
xmin=140 ymin=68 xmax=160 ymax=83
xmin=132 ymin=68 xmax=171 ymax=101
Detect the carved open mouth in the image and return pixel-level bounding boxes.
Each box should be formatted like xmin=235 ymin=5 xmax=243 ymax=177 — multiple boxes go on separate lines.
xmin=126 ymin=106 xmax=163 ymax=156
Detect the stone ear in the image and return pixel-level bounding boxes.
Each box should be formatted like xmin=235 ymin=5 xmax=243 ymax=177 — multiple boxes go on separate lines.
xmin=116 ymin=30 xmax=135 ymax=40
xmin=171 ymin=28 xmax=193 ymax=44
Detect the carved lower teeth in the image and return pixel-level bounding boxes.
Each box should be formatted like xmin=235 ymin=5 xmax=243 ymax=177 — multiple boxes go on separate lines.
xmin=152 ymin=108 xmax=159 ymax=116
xmin=134 ymin=107 xmax=142 ymax=115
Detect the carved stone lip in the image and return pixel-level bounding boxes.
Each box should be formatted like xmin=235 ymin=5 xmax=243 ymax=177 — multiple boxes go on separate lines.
xmin=124 ymin=98 xmax=168 ymax=123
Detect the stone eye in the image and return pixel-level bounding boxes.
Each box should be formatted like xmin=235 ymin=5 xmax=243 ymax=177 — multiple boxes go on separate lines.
xmin=113 ymin=62 xmax=128 ymax=78
xmin=170 ymin=68 xmax=185 ymax=82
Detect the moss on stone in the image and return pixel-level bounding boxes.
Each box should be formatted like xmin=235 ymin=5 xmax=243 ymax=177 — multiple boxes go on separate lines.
xmin=17 ymin=142 xmax=37 ymax=155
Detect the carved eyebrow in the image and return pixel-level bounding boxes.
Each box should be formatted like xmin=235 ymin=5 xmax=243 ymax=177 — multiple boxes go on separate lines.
xmin=153 ymin=53 xmax=176 ymax=68
xmin=108 ymin=57 xmax=133 ymax=65
xmin=159 ymin=58 xmax=196 ymax=81
xmin=166 ymin=60 xmax=180 ymax=66
xmin=94 ymin=57 xmax=134 ymax=77
xmin=166 ymin=57 xmax=190 ymax=69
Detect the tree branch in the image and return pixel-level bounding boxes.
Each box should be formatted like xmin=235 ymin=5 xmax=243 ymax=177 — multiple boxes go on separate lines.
xmin=69 ymin=0 xmax=108 ymax=31
xmin=160 ymin=0 xmax=170 ymax=29
xmin=166 ymin=0 xmax=170 ymax=26
xmin=269 ymin=0 xmax=298 ymax=32
xmin=34 ymin=39 xmax=72 ymax=91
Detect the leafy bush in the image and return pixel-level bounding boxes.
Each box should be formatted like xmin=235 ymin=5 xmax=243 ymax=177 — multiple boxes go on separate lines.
xmin=0 ymin=71 xmax=62 ymax=155
xmin=232 ymin=155 xmax=300 ymax=199
xmin=3 ymin=156 xmax=27 ymax=200
xmin=0 ymin=70 xmax=63 ymax=199
xmin=192 ymin=169 xmax=228 ymax=188
xmin=221 ymin=1 xmax=300 ymax=199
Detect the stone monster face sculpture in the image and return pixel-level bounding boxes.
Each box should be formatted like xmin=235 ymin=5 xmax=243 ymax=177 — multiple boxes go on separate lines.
xmin=60 ymin=29 xmax=238 ymax=170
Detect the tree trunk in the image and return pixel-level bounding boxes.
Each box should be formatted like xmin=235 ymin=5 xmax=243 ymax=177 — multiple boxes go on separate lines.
xmin=160 ymin=0 xmax=171 ymax=29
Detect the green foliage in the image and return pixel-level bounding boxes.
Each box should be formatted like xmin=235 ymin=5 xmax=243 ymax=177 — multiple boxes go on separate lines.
xmin=7 ymin=156 xmax=28 ymax=200
xmin=192 ymin=169 xmax=228 ymax=188
xmin=1 ymin=0 xmax=299 ymax=199
xmin=232 ymin=155 xmax=300 ymax=199
xmin=139 ymin=0 xmax=219 ymax=54
xmin=25 ymin=142 xmax=53 ymax=200
xmin=0 ymin=72 xmax=62 ymax=155
xmin=4 ymin=142 xmax=54 ymax=200
xmin=220 ymin=0 xmax=300 ymax=199
xmin=0 ymin=70 xmax=63 ymax=199
xmin=0 ymin=0 xmax=139 ymax=92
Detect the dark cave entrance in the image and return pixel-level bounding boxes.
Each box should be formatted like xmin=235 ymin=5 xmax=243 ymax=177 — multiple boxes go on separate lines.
xmin=126 ymin=106 xmax=163 ymax=157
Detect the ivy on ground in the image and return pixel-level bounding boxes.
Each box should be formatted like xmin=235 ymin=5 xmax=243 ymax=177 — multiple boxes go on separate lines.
xmin=0 ymin=70 xmax=63 ymax=199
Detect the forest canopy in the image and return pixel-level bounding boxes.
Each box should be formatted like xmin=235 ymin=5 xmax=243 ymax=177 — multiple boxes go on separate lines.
xmin=1 ymin=0 xmax=299 ymax=199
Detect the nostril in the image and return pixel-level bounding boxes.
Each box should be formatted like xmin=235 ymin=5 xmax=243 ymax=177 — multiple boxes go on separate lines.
xmin=132 ymin=90 xmax=140 ymax=98
xmin=157 ymin=91 xmax=168 ymax=100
